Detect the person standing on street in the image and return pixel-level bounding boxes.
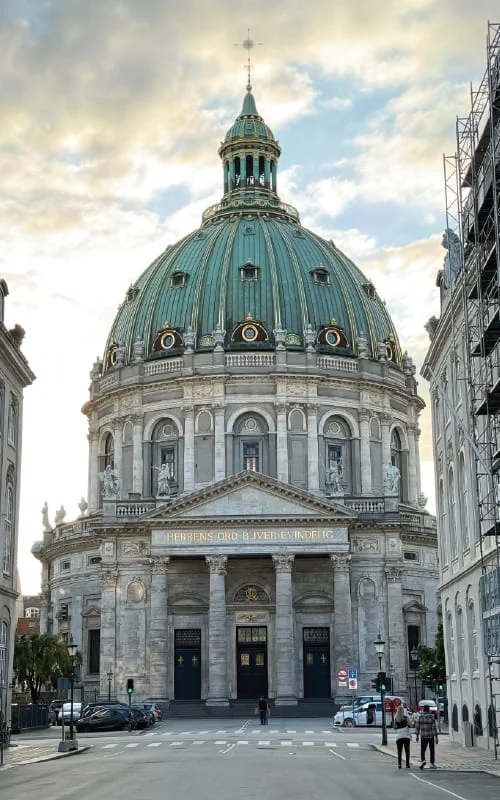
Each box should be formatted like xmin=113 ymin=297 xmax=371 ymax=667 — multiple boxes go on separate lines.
xmin=258 ymin=696 xmax=268 ymax=726
xmin=415 ymin=701 xmax=438 ymax=769
xmin=394 ymin=705 xmax=412 ymax=768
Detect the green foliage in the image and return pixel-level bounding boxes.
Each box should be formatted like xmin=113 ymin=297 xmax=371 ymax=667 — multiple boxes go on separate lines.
xmin=13 ymin=634 xmax=78 ymax=703
xmin=416 ymin=623 xmax=446 ymax=689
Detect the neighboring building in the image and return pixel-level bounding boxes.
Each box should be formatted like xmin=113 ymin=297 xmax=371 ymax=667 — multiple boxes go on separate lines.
xmin=33 ymin=82 xmax=438 ymax=708
xmin=0 ymin=280 xmax=35 ymax=722
xmin=422 ymin=22 xmax=500 ymax=753
xmin=15 ymin=592 xmax=42 ymax=636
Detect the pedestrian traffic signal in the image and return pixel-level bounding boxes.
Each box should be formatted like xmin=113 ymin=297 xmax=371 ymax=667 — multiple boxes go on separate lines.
xmin=126 ymin=678 xmax=134 ymax=694
xmin=371 ymin=676 xmax=379 ymax=691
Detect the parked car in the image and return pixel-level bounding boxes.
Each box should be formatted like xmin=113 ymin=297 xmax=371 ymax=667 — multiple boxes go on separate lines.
xmin=81 ymin=701 xmax=129 ymax=718
xmin=136 ymin=702 xmax=162 ymax=722
xmin=417 ymin=700 xmax=439 ymax=719
xmin=76 ymin=706 xmax=133 ymax=733
xmin=59 ymin=702 xmax=82 ymax=724
xmin=132 ymin=705 xmax=155 ymax=726
xmin=130 ymin=707 xmax=151 ymax=729
xmin=48 ymin=700 xmax=64 ymax=725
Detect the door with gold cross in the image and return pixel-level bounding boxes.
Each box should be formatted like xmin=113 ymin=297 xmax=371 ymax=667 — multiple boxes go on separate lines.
xmin=174 ymin=629 xmax=201 ymax=700
xmin=303 ymin=627 xmax=331 ymax=699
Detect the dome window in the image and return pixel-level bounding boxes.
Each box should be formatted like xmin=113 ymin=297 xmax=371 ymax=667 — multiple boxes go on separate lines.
xmin=232 ymin=314 xmax=269 ymax=344
xmin=240 ymin=262 xmax=260 ymax=281
xmin=317 ymin=318 xmax=349 ymax=349
xmin=153 ymin=322 xmax=183 ymax=352
xmin=311 ymin=267 xmax=330 ymax=286
xmin=171 ymin=270 xmax=188 ymax=289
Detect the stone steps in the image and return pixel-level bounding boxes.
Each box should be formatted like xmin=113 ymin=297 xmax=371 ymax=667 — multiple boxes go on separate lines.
xmin=166 ymin=700 xmax=336 ymax=718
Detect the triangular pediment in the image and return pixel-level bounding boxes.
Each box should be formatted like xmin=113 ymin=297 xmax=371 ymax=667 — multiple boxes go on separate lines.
xmin=81 ymin=606 xmax=101 ymax=618
xmin=403 ymin=600 xmax=428 ymax=614
xmin=147 ymin=471 xmax=356 ymax=523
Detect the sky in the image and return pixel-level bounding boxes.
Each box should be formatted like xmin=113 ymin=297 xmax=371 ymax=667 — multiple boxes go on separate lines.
xmin=2 ymin=0 xmax=498 ymax=594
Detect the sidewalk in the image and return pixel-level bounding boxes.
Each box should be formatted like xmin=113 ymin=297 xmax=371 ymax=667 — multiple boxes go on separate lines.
xmin=0 ymin=741 xmax=91 ymax=770
xmin=373 ymin=737 xmax=500 ymax=778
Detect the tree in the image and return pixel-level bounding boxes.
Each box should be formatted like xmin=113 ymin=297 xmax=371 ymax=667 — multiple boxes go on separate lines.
xmin=416 ymin=623 xmax=446 ymax=691
xmin=13 ymin=634 xmax=73 ymax=703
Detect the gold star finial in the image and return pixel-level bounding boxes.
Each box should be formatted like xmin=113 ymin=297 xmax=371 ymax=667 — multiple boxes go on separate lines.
xmin=234 ymin=28 xmax=263 ymax=91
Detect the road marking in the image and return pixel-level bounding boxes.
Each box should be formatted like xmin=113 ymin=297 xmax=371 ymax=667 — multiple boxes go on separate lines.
xmin=180 ymin=731 xmax=191 ymax=735
xmin=102 ymin=744 xmax=117 ymax=749
xmin=302 ymin=741 xmax=314 ymax=746
xmin=237 ymin=741 xmax=249 ymax=745
xmin=193 ymin=741 xmax=205 ymax=745
xmin=144 ymin=731 xmax=155 ymax=737
xmin=198 ymin=731 xmax=209 ymax=734
xmin=125 ymin=743 xmax=140 ymax=748
xmin=216 ymin=730 xmax=227 ymax=734
xmin=280 ymin=741 xmax=293 ymax=746
xmin=258 ymin=741 xmax=271 ymax=745
xmin=410 ymin=774 xmax=469 ymax=800
xmin=347 ymin=743 xmax=359 ymax=747
xmin=329 ymin=749 xmax=346 ymax=760
xmin=324 ymin=742 xmax=337 ymax=747
xmin=269 ymin=729 xmax=279 ymax=733
xmin=170 ymin=742 xmax=184 ymax=746
xmin=162 ymin=732 xmax=172 ymax=736
xmin=286 ymin=730 xmax=296 ymax=733
xmin=322 ymin=730 xmax=331 ymax=734
xmin=148 ymin=742 xmax=162 ymax=747
xmin=305 ymin=730 xmax=314 ymax=733
xmin=220 ymin=743 xmax=235 ymax=754
xmin=215 ymin=740 xmax=227 ymax=745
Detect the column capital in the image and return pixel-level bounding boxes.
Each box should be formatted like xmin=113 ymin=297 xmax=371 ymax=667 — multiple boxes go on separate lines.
xmin=206 ymin=555 xmax=227 ymax=575
xmin=111 ymin=416 xmax=122 ymax=429
xmin=330 ymin=553 xmax=351 ymax=571
xmin=182 ymin=405 xmax=195 ymax=417
xmin=385 ymin=564 xmax=404 ymax=583
xmin=275 ymin=401 xmax=288 ymax=414
xmin=380 ymin=412 xmax=392 ymax=426
xmin=272 ymin=554 xmax=295 ymax=573
xmin=101 ymin=569 xmax=118 ymax=589
xmin=149 ymin=556 xmax=170 ymax=575
xmin=358 ymin=408 xmax=371 ymax=422
xmin=131 ymin=413 xmax=143 ymax=425
xmin=306 ymin=403 xmax=318 ymax=414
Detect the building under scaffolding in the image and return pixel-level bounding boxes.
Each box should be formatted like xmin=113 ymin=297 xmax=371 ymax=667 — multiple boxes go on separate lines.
xmin=423 ymin=21 xmax=500 ymax=755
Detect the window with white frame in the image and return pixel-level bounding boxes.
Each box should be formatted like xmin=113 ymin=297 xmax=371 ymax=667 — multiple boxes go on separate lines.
xmin=0 ymin=621 xmax=8 ymax=685
xmin=459 ymin=453 xmax=470 ymax=550
xmin=447 ymin=612 xmax=456 ymax=676
xmin=439 ymin=480 xmax=448 ymax=566
xmin=468 ymin=601 xmax=479 ymax=672
xmin=25 ymin=607 xmax=40 ymax=618
xmin=3 ymin=487 xmax=14 ymax=574
xmin=457 ymin=607 xmax=465 ymax=675
xmin=448 ymin=467 xmax=458 ymax=559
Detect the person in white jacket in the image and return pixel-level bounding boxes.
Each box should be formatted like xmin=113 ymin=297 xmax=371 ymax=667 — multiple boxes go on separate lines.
xmin=394 ymin=705 xmax=412 ymax=768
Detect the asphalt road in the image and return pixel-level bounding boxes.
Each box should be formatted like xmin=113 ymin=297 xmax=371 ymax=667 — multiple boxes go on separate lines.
xmin=2 ymin=719 xmax=498 ymax=800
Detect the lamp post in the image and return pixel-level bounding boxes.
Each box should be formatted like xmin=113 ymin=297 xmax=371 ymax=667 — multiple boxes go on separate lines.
xmin=374 ymin=633 xmax=388 ymax=746
xmin=67 ymin=636 xmax=78 ymax=743
xmin=107 ymin=670 xmax=113 ymax=703
xmin=410 ymin=646 xmax=418 ymax=709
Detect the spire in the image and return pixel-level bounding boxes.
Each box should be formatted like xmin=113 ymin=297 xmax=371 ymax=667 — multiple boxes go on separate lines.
xmin=234 ymin=28 xmax=262 ymax=93
xmin=241 ymin=89 xmax=259 ymax=117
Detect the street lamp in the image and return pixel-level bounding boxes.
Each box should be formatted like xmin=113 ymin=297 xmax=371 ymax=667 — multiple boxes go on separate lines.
xmin=106 ymin=670 xmax=113 ymax=703
xmin=374 ymin=633 xmax=388 ymax=746
xmin=410 ymin=646 xmax=418 ymax=709
xmin=67 ymin=636 xmax=78 ymax=743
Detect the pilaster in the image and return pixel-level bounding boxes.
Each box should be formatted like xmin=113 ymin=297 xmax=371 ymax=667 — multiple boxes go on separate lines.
xmin=99 ymin=569 xmax=118 ymax=697
xmin=88 ymin=431 xmax=100 ymax=511
xmin=407 ymin=424 xmax=418 ymax=505
xmin=276 ymin=403 xmax=288 ymax=483
xmin=206 ymin=556 xmax=229 ymax=705
xmin=331 ymin=554 xmax=354 ymax=691
xmin=112 ymin=418 xmax=123 ymax=499
xmin=359 ymin=409 xmax=372 ymax=495
xmin=273 ymin=554 xmax=297 ymax=705
xmin=385 ymin=565 xmax=405 ymax=693
xmin=214 ymin=404 xmax=226 ymax=481
xmin=132 ymin=414 xmax=144 ymax=496
xmin=184 ymin=408 xmax=195 ymax=492
xmin=306 ymin=404 xmax=319 ymax=492
xmin=149 ymin=557 xmax=170 ymax=700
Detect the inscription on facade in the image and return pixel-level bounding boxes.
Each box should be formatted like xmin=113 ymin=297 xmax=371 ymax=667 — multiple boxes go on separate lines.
xmin=161 ymin=528 xmax=342 ymax=545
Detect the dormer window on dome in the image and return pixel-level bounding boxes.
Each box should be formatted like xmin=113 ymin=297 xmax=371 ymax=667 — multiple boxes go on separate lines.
xmin=153 ymin=323 xmax=183 ymax=352
xmin=384 ymin=335 xmax=398 ymax=363
xmin=240 ymin=262 xmax=260 ymax=281
xmin=316 ymin=319 xmax=349 ymax=349
xmin=171 ymin=270 xmax=189 ymax=289
xmin=311 ymin=267 xmax=330 ymax=286
xmin=232 ymin=314 xmax=269 ymax=344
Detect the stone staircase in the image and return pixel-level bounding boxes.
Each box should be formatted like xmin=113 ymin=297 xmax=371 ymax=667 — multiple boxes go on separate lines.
xmin=165 ymin=699 xmax=336 ymax=718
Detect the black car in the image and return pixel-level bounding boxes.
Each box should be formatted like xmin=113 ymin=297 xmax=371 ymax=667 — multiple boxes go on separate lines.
xmin=76 ymin=707 xmax=133 ymax=732
xmin=131 ymin=705 xmax=154 ymax=726
xmin=129 ymin=707 xmax=150 ymax=729
xmin=81 ymin=701 xmax=129 ymax=718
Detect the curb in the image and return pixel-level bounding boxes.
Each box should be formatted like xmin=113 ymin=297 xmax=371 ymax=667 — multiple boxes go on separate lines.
xmin=372 ymin=743 xmax=500 ymax=779
xmin=0 ymin=744 xmax=92 ymax=771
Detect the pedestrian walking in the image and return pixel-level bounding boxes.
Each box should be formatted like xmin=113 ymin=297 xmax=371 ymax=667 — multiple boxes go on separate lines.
xmin=258 ymin=696 xmax=268 ymax=726
xmin=394 ymin=705 xmax=411 ymax=768
xmin=415 ymin=701 xmax=438 ymax=769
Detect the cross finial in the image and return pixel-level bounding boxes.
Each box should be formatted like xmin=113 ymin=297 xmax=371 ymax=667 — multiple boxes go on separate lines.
xmin=234 ymin=28 xmax=263 ymax=91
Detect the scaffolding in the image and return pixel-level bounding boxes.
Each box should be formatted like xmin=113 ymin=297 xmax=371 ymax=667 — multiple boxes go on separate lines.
xmin=443 ymin=21 xmax=500 ymax=758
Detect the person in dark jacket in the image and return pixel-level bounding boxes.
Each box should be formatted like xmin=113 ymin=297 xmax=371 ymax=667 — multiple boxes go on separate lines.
xmin=415 ymin=702 xmax=438 ymax=769
xmin=258 ymin=696 xmax=268 ymax=725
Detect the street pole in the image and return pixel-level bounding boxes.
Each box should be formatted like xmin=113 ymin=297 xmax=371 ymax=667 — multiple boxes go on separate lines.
xmin=374 ymin=633 xmax=388 ymax=747
xmin=107 ymin=670 xmax=113 ymax=703
xmin=69 ymin=659 xmax=74 ymax=741
xmin=381 ymin=685 xmax=388 ymax=746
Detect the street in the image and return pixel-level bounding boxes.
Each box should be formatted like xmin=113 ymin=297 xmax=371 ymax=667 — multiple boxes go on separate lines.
xmin=1 ymin=719 xmax=498 ymax=800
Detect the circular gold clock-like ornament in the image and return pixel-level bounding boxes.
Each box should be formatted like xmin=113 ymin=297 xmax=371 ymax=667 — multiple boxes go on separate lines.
xmin=242 ymin=324 xmax=258 ymax=342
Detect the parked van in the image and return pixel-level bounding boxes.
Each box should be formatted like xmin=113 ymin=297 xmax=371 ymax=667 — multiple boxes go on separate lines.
xmin=59 ymin=702 xmax=82 ymax=724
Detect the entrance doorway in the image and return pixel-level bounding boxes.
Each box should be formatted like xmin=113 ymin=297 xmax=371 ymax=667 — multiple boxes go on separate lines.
xmin=303 ymin=627 xmax=331 ymax=699
xmin=236 ymin=626 xmax=268 ymax=699
xmin=174 ymin=629 xmax=201 ymax=700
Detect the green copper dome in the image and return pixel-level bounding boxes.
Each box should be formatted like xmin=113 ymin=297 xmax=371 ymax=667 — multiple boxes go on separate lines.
xmin=102 ymin=89 xmax=402 ymax=371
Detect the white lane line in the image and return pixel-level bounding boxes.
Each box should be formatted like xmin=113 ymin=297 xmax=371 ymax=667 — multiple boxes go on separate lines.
xmin=322 ymin=730 xmax=332 ymax=734
xmin=180 ymin=731 xmax=192 ymax=735
xmin=220 ymin=743 xmax=235 ymax=754
xmin=347 ymin=743 xmax=359 ymax=748
xmin=162 ymin=732 xmax=173 ymax=736
xmin=198 ymin=731 xmax=209 ymax=735
xmin=305 ymin=730 xmax=315 ymax=734
xmin=144 ymin=731 xmax=156 ymax=737
xmin=280 ymin=741 xmax=293 ymax=746
xmin=269 ymin=729 xmax=279 ymax=733
xmin=286 ymin=730 xmax=297 ymax=733
xmin=170 ymin=742 xmax=184 ymax=746
xmin=216 ymin=730 xmax=227 ymax=734
xmin=329 ymin=749 xmax=346 ymax=760
xmin=324 ymin=742 xmax=337 ymax=747
xmin=302 ymin=741 xmax=315 ymax=746
xmin=102 ymin=744 xmax=118 ymax=749
xmin=258 ymin=741 xmax=271 ymax=745
xmin=125 ymin=743 xmax=140 ymax=748
xmin=215 ymin=740 xmax=227 ymax=745
xmin=410 ymin=774 xmax=469 ymax=800
xmin=148 ymin=742 xmax=162 ymax=747
xmin=193 ymin=741 xmax=205 ymax=745
xmin=237 ymin=741 xmax=249 ymax=745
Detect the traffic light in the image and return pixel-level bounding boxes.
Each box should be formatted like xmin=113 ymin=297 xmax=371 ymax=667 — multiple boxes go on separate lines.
xmin=126 ymin=678 xmax=134 ymax=695
xmin=371 ymin=676 xmax=379 ymax=691
xmin=377 ymin=671 xmax=387 ymax=692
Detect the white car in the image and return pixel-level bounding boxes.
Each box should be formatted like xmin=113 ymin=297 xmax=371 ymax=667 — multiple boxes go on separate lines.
xmin=333 ymin=701 xmax=383 ymax=727
xmin=59 ymin=702 xmax=82 ymax=724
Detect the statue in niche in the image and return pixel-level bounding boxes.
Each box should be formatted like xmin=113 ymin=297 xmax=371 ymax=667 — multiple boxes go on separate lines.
xmin=41 ymin=502 xmax=51 ymax=532
xmin=326 ymin=458 xmax=344 ymax=495
xmin=383 ymin=463 xmax=400 ymax=495
xmin=99 ymin=465 xmax=120 ymax=498
xmin=153 ymin=463 xmax=171 ymax=497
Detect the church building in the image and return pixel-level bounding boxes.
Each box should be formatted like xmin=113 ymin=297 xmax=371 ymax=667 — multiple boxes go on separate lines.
xmin=33 ymin=82 xmax=438 ymax=708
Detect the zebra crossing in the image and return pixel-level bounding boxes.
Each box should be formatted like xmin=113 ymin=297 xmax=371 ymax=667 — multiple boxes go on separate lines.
xmin=98 ymin=739 xmax=360 ymax=750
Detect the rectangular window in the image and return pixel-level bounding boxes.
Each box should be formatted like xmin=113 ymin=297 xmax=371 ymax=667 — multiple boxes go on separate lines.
xmin=3 ymin=522 xmax=12 ymax=574
xmin=237 ymin=626 xmax=267 ymax=643
xmin=404 ymin=551 xmax=418 ymax=561
xmin=88 ymin=555 xmax=102 ymax=566
xmin=160 ymin=446 xmax=176 ymax=479
xmin=407 ymin=625 xmax=420 ymax=664
xmin=327 ymin=444 xmax=342 ymax=468
xmin=61 ymin=560 xmax=71 ymax=571
xmin=174 ymin=629 xmax=201 ymax=646
xmin=243 ymin=442 xmax=259 ymax=472
xmin=7 ymin=402 xmax=16 ymax=446
xmin=88 ymin=629 xmax=100 ymax=674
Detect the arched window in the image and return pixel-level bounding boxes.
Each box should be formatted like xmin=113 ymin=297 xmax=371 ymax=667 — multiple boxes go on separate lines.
xmin=7 ymin=400 xmax=17 ymax=446
xmin=439 ymin=479 xmax=447 ymax=565
xmin=452 ymin=704 xmax=459 ymax=731
xmin=467 ymin=600 xmax=479 ymax=672
xmin=456 ymin=607 xmax=465 ymax=676
xmin=390 ymin=429 xmax=407 ymax=500
xmin=448 ymin=468 xmax=458 ymax=559
xmin=3 ymin=487 xmax=14 ymax=575
xmin=0 ymin=621 xmax=8 ymax=684
xmin=459 ymin=453 xmax=470 ymax=550
xmin=474 ymin=705 xmax=483 ymax=736
xmin=151 ymin=419 xmax=180 ymax=495
xmin=103 ymin=434 xmax=114 ymax=469
xmin=323 ymin=416 xmax=352 ymax=494
xmin=25 ymin=607 xmax=40 ymax=618
xmin=447 ymin=612 xmax=456 ymax=676
xmin=370 ymin=417 xmax=382 ymax=493
xmin=233 ymin=413 xmax=270 ymax=475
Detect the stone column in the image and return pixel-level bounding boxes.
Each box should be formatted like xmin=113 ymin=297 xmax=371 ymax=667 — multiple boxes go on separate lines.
xmin=88 ymin=431 xmax=100 ymax=511
xmin=331 ymin=554 xmax=353 ymax=690
xmin=407 ymin=425 xmax=418 ymax=505
xmin=206 ymin=556 xmax=229 ymax=706
xmin=99 ymin=569 xmax=118 ymax=697
xmin=273 ymin=554 xmax=297 ymax=704
xmin=214 ymin=405 xmax=226 ymax=481
xmin=113 ymin=418 xmax=123 ymax=499
xmin=385 ymin=565 xmax=405 ymax=693
xmin=184 ymin=408 xmax=195 ymax=492
xmin=381 ymin=413 xmax=391 ymax=468
xmin=307 ymin=404 xmax=319 ymax=492
xmin=132 ymin=414 xmax=144 ymax=496
xmin=276 ymin=403 xmax=288 ymax=483
xmin=359 ymin=410 xmax=372 ymax=495
xmin=149 ymin=557 xmax=170 ymax=700
xmin=415 ymin=426 xmax=422 ymax=499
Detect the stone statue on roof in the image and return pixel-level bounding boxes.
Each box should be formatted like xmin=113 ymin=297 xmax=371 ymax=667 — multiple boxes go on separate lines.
xmin=442 ymin=228 xmax=462 ymax=290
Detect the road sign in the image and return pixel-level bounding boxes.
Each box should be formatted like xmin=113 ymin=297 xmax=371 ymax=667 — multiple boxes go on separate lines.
xmin=348 ymin=678 xmax=358 ymax=689
xmin=336 ymin=668 xmax=348 ymax=681
xmin=348 ymin=669 xmax=357 ymax=679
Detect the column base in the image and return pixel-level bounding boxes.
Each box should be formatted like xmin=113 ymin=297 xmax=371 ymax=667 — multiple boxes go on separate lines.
xmin=205 ymin=698 xmax=230 ymax=707
xmin=274 ymin=696 xmax=298 ymax=706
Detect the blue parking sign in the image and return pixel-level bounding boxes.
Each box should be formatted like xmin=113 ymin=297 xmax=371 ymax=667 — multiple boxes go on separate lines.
xmin=348 ymin=669 xmax=357 ymax=679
